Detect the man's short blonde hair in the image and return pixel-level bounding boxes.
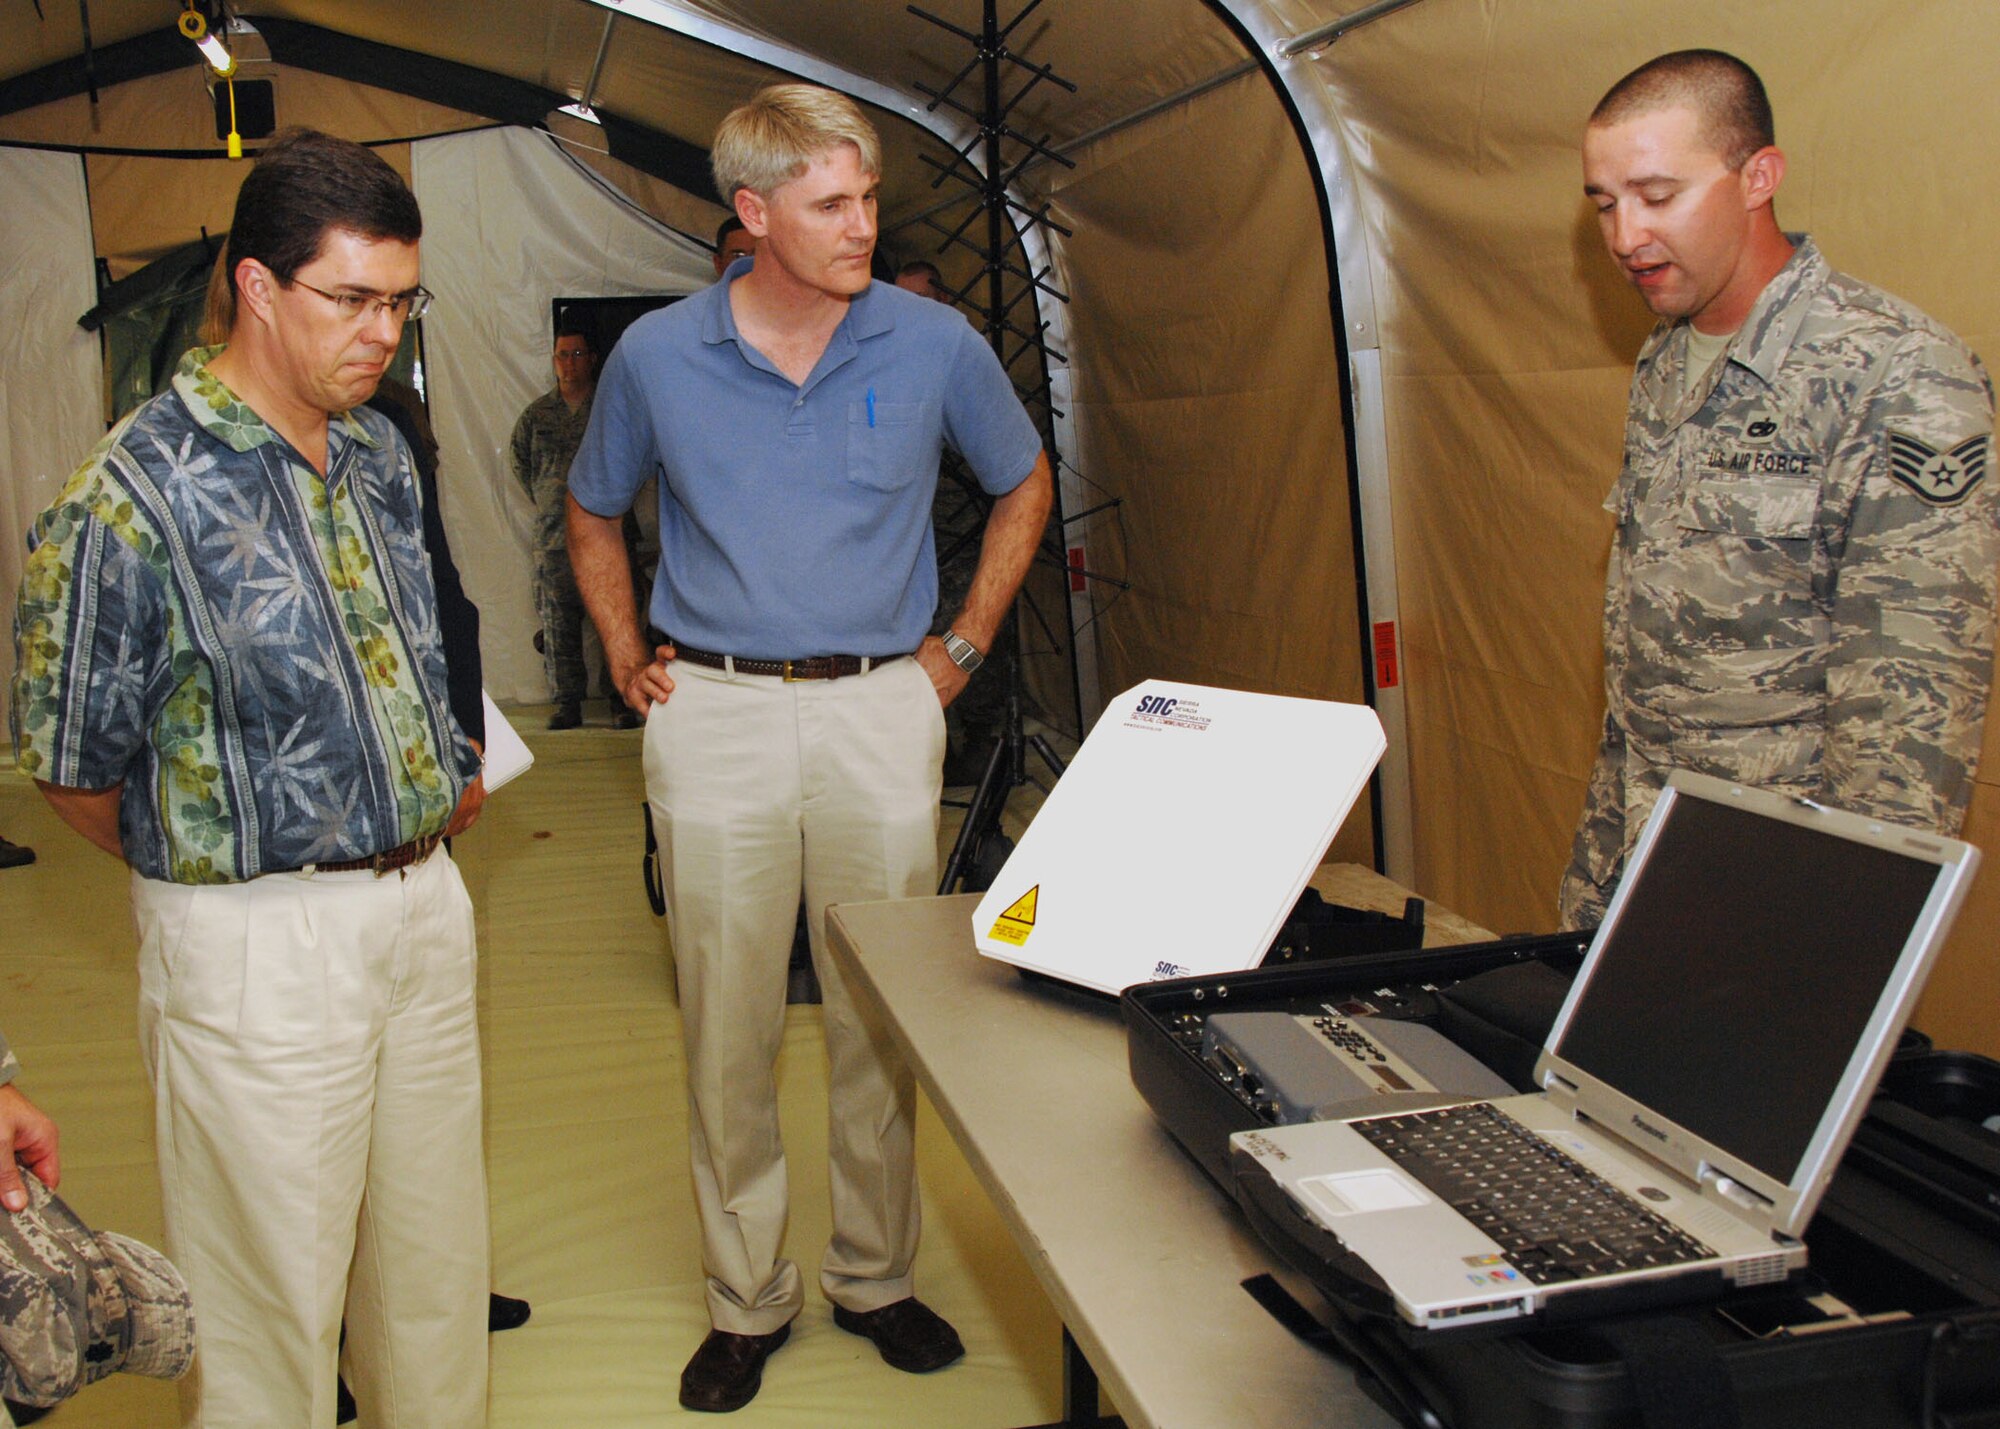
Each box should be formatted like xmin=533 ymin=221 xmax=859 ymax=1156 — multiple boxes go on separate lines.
xmin=711 ymin=84 xmax=882 ymax=202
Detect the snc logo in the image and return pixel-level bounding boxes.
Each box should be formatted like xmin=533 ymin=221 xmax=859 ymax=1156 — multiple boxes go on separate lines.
xmin=1135 ymin=695 xmax=1178 ymax=717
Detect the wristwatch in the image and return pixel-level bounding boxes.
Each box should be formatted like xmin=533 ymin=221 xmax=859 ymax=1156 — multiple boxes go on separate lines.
xmin=942 ymin=629 xmax=985 ymax=674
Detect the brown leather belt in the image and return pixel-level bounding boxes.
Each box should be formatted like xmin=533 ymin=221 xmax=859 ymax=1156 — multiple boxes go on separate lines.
xmin=308 ymin=832 xmax=444 ymax=877
xmin=670 ymin=641 xmax=905 ymax=682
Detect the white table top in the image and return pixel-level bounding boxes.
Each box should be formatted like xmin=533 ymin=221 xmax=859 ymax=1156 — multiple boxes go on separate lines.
xmin=825 ymin=865 xmax=1493 ymax=1429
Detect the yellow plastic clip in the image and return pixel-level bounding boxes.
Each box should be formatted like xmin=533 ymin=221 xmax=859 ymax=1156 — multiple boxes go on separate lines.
xmin=226 ymin=75 xmax=243 ymax=160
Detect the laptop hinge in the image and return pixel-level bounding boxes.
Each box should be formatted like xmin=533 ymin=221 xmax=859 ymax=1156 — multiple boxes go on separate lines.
xmin=1697 ymin=1164 xmax=1776 ymax=1216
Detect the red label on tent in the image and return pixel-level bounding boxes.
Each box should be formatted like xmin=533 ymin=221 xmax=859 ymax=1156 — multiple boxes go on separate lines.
xmin=1067 ymin=545 xmax=1088 ymax=593
xmin=1373 ymin=620 xmax=1400 ymax=688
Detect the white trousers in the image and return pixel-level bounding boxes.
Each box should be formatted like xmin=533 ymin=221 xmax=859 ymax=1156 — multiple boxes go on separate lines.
xmin=131 ymin=852 xmax=489 ymax=1429
xmin=645 ymin=655 xmax=945 ymax=1333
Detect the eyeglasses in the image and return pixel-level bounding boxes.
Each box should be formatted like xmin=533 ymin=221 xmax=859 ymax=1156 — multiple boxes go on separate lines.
xmin=290 ymin=278 xmax=433 ymax=324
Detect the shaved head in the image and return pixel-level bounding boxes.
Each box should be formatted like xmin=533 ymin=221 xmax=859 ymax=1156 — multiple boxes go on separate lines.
xmin=1591 ymin=49 xmax=1774 ymax=170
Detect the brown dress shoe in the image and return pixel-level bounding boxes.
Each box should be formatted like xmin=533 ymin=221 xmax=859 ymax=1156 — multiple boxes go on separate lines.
xmin=832 ymin=1297 xmax=965 ymax=1373
xmin=679 ymin=1323 xmax=791 ymax=1413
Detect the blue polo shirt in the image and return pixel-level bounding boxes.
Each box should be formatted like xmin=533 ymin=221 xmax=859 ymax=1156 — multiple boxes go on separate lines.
xmin=568 ymin=262 xmax=1043 ymax=657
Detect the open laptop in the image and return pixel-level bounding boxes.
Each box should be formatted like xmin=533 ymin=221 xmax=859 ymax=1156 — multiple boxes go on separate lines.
xmin=1231 ymin=770 xmax=1980 ymax=1332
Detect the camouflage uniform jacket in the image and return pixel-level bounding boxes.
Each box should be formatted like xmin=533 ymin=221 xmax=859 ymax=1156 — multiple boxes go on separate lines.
xmin=1561 ymin=237 xmax=1998 ymax=927
xmin=509 ymin=388 xmax=592 ymax=555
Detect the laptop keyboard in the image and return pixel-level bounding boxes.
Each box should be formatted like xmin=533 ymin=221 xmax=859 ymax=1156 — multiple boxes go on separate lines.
xmin=1352 ymin=1102 xmax=1716 ymax=1286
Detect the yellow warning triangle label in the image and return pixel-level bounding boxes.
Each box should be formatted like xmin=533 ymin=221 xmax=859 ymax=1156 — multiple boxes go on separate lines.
xmin=998 ymin=886 xmax=1038 ymax=925
xmin=988 ymin=884 xmax=1039 ymax=946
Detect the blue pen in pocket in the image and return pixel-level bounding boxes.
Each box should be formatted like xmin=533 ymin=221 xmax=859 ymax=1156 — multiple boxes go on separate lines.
xmin=867 ymin=387 xmax=876 ymax=428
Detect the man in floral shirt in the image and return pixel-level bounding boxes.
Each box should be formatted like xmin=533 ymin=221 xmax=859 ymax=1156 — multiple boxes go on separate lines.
xmin=9 ymin=129 xmax=488 ymax=1428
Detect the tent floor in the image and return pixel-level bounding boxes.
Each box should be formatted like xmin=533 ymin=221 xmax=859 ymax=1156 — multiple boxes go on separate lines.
xmin=0 ymin=704 xmax=1079 ymax=1427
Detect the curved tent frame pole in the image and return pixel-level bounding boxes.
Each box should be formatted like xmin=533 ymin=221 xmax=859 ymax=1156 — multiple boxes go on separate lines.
xmin=578 ymin=0 xmax=1100 ymax=725
xmin=1213 ymin=0 xmax=1420 ymax=885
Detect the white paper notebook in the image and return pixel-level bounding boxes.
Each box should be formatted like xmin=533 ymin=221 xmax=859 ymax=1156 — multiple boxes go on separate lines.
xmin=479 ymin=692 xmax=535 ymax=792
xmin=972 ymin=680 xmax=1385 ymax=994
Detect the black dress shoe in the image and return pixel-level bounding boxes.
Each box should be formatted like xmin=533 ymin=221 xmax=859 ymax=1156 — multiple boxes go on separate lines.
xmin=547 ymin=704 xmax=582 ymax=731
xmin=832 ymin=1297 xmax=964 ymax=1373
xmin=0 ymin=837 xmax=35 ymax=869
xmin=489 ymin=1292 xmax=532 ymax=1333
xmin=612 ymin=706 xmax=644 ymax=730
xmin=679 ymin=1323 xmax=791 ymax=1413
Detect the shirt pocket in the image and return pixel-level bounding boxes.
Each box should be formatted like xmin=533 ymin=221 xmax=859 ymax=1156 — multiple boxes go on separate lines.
xmin=846 ymin=400 xmax=936 ymax=492
xmin=1671 ymin=472 xmax=1817 ymax=545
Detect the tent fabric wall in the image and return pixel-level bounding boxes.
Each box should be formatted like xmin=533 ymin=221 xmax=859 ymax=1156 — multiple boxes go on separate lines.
xmin=0 ymin=64 xmax=494 ymax=277
xmin=0 ymin=148 xmax=102 ymax=705
xmin=1048 ymin=70 xmax=1375 ymax=863
xmin=413 ymin=126 xmax=714 ymax=704
xmin=1289 ymin=0 xmax=2000 ymax=1054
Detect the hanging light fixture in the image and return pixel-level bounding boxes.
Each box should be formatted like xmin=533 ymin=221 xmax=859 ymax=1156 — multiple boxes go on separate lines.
xmin=179 ymin=1 xmax=244 ymax=157
xmin=177 ymin=1 xmax=234 ymax=77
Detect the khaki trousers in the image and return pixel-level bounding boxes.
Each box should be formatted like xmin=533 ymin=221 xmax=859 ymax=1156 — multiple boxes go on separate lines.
xmin=645 ymin=655 xmax=944 ymax=1333
xmin=131 ymin=852 xmax=489 ymax=1429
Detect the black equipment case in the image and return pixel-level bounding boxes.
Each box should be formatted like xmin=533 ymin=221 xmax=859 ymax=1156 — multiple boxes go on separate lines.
xmin=1122 ymin=934 xmax=2000 ymax=1429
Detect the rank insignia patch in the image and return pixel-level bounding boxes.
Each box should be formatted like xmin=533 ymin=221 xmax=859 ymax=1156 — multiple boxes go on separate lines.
xmin=1888 ymin=432 xmax=1989 ymax=505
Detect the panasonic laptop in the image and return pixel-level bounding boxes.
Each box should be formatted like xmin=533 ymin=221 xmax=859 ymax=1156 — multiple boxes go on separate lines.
xmin=1231 ymin=770 xmax=1980 ymax=1332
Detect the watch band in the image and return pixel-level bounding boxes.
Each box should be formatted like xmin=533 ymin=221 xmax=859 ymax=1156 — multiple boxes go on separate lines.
xmin=942 ymin=629 xmax=985 ymax=674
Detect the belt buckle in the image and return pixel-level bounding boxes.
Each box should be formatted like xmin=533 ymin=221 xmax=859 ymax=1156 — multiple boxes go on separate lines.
xmin=783 ymin=659 xmax=805 ymax=682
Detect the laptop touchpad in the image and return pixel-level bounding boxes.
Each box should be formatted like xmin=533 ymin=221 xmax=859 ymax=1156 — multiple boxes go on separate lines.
xmin=1300 ymin=1169 xmax=1429 ymax=1217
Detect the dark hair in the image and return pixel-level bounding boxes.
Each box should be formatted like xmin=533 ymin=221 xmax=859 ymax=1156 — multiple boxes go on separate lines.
xmin=226 ymin=128 xmax=422 ymax=295
xmin=715 ymin=214 xmax=746 ymax=249
xmin=897 ymin=259 xmax=943 ymax=285
xmin=554 ymin=317 xmax=596 ymax=352
xmin=1591 ymin=50 xmax=1774 ymax=169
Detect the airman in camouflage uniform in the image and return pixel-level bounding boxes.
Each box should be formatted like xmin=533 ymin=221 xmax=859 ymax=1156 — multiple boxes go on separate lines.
xmin=513 ymin=326 xmax=638 ymax=727
xmin=1561 ymin=52 xmax=1998 ymax=927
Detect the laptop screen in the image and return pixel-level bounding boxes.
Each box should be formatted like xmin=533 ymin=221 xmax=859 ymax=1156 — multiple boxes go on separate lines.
xmin=1549 ymin=792 xmax=1943 ymax=1185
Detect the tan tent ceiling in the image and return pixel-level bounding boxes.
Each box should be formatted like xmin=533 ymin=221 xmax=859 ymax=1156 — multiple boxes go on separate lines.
xmin=1 ymin=0 xmax=1255 ymax=236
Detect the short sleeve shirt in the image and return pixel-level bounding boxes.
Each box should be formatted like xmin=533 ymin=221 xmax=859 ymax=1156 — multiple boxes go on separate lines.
xmin=567 ymin=267 xmax=1044 ymax=657
xmin=10 ymin=348 xmax=479 ymax=884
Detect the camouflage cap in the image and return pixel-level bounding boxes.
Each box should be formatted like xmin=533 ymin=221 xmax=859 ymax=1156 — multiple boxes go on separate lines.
xmin=0 ymin=1164 xmax=194 ymax=1407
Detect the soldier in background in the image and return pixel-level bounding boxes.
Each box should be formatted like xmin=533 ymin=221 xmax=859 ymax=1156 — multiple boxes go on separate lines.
xmin=892 ymin=258 xmax=946 ymax=303
xmin=1561 ymin=49 xmax=1999 ymax=927
xmin=713 ymin=214 xmax=758 ymax=280
xmin=512 ymin=322 xmax=643 ymax=729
